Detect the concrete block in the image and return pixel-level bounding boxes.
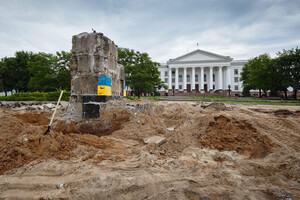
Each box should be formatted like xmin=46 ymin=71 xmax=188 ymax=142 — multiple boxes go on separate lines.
xmin=67 ymin=32 xmax=125 ymax=119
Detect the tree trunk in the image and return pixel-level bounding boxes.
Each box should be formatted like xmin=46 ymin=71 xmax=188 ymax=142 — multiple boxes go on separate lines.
xmin=264 ymin=90 xmax=267 ymax=98
xmin=284 ymin=90 xmax=287 ymax=100
xmin=5 ymin=91 xmax=7 ymax=96
xmin=294 ymin=89 xmax=297 ymax=100
xmin=259 ymin=89 xmax=261 ymax=98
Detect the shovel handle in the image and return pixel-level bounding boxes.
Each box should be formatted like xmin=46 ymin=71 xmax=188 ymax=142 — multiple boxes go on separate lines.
xmin=48 ymin=90 xmax=64 ymax=127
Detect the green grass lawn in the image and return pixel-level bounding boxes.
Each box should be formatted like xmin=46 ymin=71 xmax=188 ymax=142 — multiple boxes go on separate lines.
xmin=126 ymin=96 xmax=162 ymax=102
xmin=217 ymin=100 xmax=300 ymax=106
xmin=126 ymin=95 xmax=300 ymax=105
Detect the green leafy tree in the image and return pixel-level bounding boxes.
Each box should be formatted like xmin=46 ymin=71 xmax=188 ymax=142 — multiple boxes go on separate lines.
xmin=241 ymin=54 xmax=272 ymax=97
xmin=54 ymin=51 xmax=72 ymax=91
xmin=28 ymin=52 xmax=57 ymax=92
xmin=27 ymin=51 xmax=72 ymax=92
xmin=118 ymin=48 xmax=167 ymax=98
xmin=14 ymin=51 xmax=35 ymax=92
xmin=0 ymin=57 xmax=18 ymax=95
xmin=277 ymin=48 xmax=300 ymax=99
xmin=0 ymin=60 xmax=5 ymax=93
xmin=0 ymin=51 xmax=34 ymax=94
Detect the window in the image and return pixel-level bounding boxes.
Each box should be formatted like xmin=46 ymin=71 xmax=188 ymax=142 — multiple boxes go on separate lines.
xmin=234 ymin=77 xmax=239 ymax=82
xmin=187 ymin=75 xmax=190 ymax=82
xmin=234 ymin=85 xmax=239 ymax=90
xmin=179 ymin=85 xmax=182 ymax=90
xmin=195 ymin=74 xmax=198 ymax=82
xmin=213 ymin=85 xmax=215 ymax=90
xmin=234 ymin=69 xmax=238 ymax=75
xmin=204 ymin=74 xmax=207 ymax=82
xmin=213 ymin=74 xmax=215 ymax=82
xmin=179 ymin=75 xmax=183 ymax=82
xmin=172 ymin=78 xmax=175 ymax=83
xmin=172 ymin=71 xmax=175 ymax=75
xmin=165 ymin=71 xmax=168 ymax=76
xmin=164 ymin=78 xmax=168 ymax=83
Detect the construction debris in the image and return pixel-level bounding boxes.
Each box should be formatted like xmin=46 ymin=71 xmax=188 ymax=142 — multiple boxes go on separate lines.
xmin=0 ymin=100 xmax=300 ymax=199
xmin=143 ymin=136 xmax=167 ymax=146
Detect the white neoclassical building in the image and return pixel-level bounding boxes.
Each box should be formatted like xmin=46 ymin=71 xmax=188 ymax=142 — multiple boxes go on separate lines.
xmin=158 ymin=49 xmax=247 ymax=96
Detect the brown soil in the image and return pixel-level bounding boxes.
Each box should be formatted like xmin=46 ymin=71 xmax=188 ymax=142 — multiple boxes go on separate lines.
xmin=13 ymin=112 xmax=50 ymax=125
xmin=0 ymin=101 xmax=299 ymax=199
xmin=0 ymin=110 xmax=131 ymax=175
xmin=202 ymin=115 xmax=276 ymax=158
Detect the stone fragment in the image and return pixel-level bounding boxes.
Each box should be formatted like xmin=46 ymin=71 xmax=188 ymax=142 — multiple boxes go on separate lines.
xmin=56 ymin=182 xmax=65 ymax=189
xmin=167 ymin=126 xmax=176 ymax=131
xmin=44 ymin=103 xmax=56 ymax=109
xmin=59 ymin=101 xmax=68 ymax=108
xmin=143 ymin=136 xmax=167 ymax=146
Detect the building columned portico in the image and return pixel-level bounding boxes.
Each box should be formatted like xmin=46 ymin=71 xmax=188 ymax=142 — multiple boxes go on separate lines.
xmin=158 ymin=49 xmax=247 ymax=96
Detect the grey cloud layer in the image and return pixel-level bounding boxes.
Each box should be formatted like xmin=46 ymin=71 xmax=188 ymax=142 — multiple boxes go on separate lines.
xmin=0 ymin=0 xmax=299 ymax=62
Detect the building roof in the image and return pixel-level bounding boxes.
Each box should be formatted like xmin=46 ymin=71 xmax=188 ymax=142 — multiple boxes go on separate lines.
xmin=168 ymin=49 xmax=233 ymax=64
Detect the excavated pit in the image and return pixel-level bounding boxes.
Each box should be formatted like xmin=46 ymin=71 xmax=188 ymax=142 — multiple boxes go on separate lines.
xmin=0 ymin=100 xmax=300 ymax=199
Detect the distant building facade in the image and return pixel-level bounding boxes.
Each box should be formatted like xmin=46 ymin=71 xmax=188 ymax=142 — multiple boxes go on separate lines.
xmin=158 ymin=49 xmax=247 ymax=96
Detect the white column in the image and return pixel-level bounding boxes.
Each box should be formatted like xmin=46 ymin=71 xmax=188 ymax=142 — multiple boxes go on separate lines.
xmin=226 ymin=66 xmax=231 ymax=88
xmin=218 ymin=66 xmax=223 ymax=90
xmin=161 ymin=71 xmax=165 ymax=91
xmin=200 ymin=67 xmax=204 ymax=90
xmin=209 ymin=67 xmax=213 ymax=90
xmin=183 ymin=67 xmax=187 ymax=90
xmin=192 ymin=67 xmax=195 ymax=90
xmin=168 ymin=68 xmax=172 ymax=90
xmin=175 ymin=68 xmax=179 ymax=90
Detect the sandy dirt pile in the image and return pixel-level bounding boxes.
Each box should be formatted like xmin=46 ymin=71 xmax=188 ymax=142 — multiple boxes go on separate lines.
xmin=0 ymin=100 xmax=300 ymax=199
xmin=0 ymin=108 xmax=134 ymax=175
xmin=202 ymin=115 xmax=276 ymax=158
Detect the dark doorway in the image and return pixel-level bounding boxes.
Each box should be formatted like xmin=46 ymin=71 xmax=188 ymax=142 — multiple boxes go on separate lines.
xmin=204 ymin=84 xmax=208 ymax=92
xmin=195 ymin=84 xmax=199 ymax=92
xmin=172 ymin=85 xmax=175 ymax=96
xmin=187 ymin=84 xmax=191 ymax=92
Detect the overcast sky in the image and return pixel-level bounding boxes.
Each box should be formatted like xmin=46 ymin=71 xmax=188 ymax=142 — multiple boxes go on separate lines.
xmin=0 ymin=0 xmax=299 ymax=63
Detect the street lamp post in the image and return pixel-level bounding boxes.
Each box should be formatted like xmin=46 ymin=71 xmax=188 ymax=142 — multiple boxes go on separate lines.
xmin=228 ymin=84 xmax=231 ymax=96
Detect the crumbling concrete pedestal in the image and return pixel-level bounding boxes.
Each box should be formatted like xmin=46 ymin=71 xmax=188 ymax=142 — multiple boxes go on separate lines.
xmin=66 ymin=32 xmax=125 ymax=120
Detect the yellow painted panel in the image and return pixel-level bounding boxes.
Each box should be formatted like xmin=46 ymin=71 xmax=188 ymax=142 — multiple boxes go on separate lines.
xmin=123 ymin=89 xmax=126 ymax=97
xmin=98 ymin=85 xmax=111 ymax=96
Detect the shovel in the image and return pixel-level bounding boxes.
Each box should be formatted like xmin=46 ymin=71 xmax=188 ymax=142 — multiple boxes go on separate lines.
xmin=44 ymin=90 xmax=64 ymax=135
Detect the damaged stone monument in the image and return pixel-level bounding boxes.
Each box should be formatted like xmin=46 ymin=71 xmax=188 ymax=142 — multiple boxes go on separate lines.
xmin=66 ymin=32 xmax=126 ymax=119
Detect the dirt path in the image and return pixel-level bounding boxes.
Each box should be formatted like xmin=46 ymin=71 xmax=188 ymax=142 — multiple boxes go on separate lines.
xmin=0 ymin=101 xmax=299 ymax=199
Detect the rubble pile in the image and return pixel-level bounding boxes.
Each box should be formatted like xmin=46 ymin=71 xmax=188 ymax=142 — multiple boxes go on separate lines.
xmin=0 ymin=101 xmax=300 ymax=199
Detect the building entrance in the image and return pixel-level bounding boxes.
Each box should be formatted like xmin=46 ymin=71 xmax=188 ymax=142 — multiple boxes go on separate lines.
xmin=187 ymin=84 xmax=191 ymax=92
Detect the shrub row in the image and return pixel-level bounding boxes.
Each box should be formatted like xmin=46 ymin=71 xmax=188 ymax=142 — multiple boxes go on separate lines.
xmin=0 ymin=91 xmax=71 ymax=101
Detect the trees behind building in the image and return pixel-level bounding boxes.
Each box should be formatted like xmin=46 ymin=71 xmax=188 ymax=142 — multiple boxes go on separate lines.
xmin=0 ymin=51 xmax=71 ymax=95
xmin=118 ymin=48 xmax=167 ymax=98
xmin=241 ymin=47 xmax=300 ymax=99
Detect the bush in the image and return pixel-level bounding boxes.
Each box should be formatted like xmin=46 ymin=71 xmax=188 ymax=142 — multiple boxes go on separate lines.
xmin=0 ymin=91 xmax=71 ymax=101
xmin=126 ymin=96 xmax=135 ymax=100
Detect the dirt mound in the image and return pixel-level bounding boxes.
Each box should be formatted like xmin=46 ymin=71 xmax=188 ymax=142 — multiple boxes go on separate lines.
xmin=1 ymin=102 xmax=300 ymax=199
xmin=54 ymin=108 xmax=132 ymax=137
xmin=0 ymin=115 xmax=77 ymax=174
xmin=13 ymin=112 xmax=50 ymax=125
xmin=0 ymin=112 xmax=124 ymax=174
xmin=274 ymin=109 xmax=294 ymax=116
xmin=201 ymin=115 xmax=276 ymax=158
xmin=202 ymin=102 xmax=229 ymax=111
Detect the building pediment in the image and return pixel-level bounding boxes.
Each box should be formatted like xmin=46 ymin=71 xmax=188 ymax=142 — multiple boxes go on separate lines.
xmin=168 ymin=49 xmax=233 ymax=64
